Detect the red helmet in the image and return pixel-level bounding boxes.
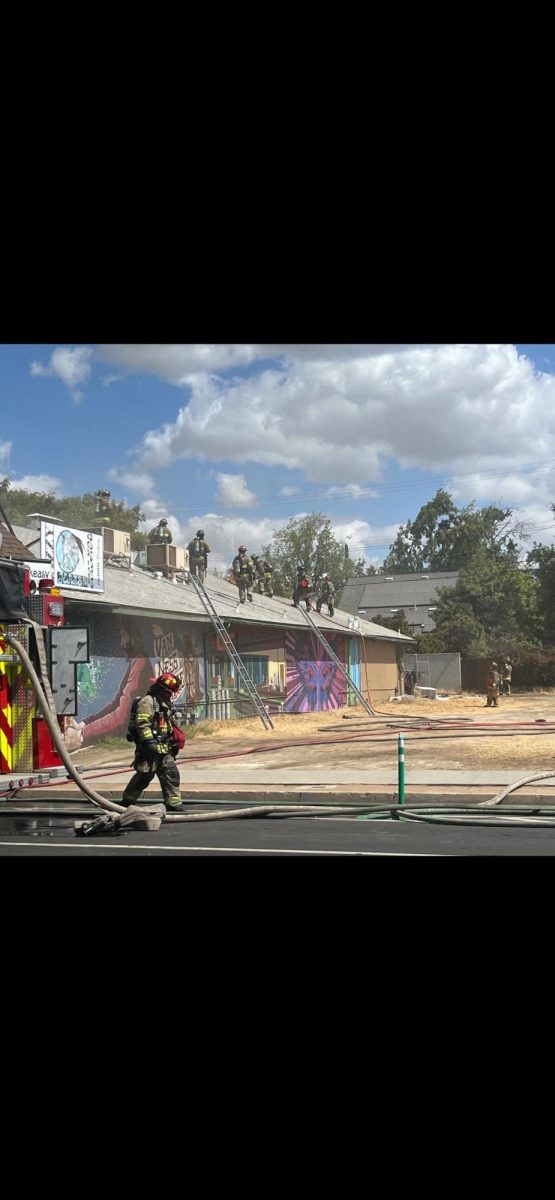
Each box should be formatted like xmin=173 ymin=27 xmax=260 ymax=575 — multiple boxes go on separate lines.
xmin=153 ymin=672 xmax=182 ymax=699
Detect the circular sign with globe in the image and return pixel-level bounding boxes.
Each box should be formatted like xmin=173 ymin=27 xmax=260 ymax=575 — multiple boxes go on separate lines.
xmin=56 ymin=531 xmax=82 ymax=574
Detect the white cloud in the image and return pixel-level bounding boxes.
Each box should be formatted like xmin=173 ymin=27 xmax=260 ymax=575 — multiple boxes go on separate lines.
xmin=97 ymin=344 xmax=259 ymax=383
xmin=326 ymin=484 xmax=379 ymax=500
xmin=0 ymin=440 xmax=11 ymax=471
xmin=279 ymin=486 xmax=300 ymax=497
xmin=30 ymin=346 xmax=94 ymax=403
xmin=215 ymin=473 xmax=258 ymax=507
xmin=97 ymin=343 xmax=435 ymax=382
xmin=107 ymin=467 xmax=156 ymax=496
xmin=333 ymin=518 xmax=403 ymax=567
xmin=8 ymin=474 xmax=64 ymax=496
xmin=126 ymin=344 xmax=555 ymax=488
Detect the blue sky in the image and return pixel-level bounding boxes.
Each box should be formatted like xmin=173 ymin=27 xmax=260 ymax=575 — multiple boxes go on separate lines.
xmin=2 ymin=343 xmax=555 ymax=573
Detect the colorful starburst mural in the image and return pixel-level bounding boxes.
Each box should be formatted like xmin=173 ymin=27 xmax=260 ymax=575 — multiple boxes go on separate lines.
xmin=284 ymin=629 xmax=346 ymax=712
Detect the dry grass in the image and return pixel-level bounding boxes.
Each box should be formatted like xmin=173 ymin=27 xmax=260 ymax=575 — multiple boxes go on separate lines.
xmin=75 ymin=691 xmax=555 ymax=773
xmin=201 ymin=692 xmax=524 ymax=738
xmin=185 ymin=692 xmax=555 ymax=771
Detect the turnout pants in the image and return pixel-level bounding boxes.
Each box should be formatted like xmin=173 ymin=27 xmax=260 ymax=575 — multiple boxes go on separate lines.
xmin=293 ymin=586 xmax=313 ymax=610
xmin=123 ymin=751 xmax=182 ymax=807
xmin=237 ymin=576 xmax=253 ymax=602
xmin=190 ymin=558 xmax=206 ymax=583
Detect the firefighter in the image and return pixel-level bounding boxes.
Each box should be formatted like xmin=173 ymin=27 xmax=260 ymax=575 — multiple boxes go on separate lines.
xmin=232 ymin=545 xmax=254 ymax=603
xmin=251 ymin=554 xmax=274 ymax=597
xmin=486 ymin=661 xmax=500 ymax=707
xmin=94 ymin=489 xmax=113 ymax=524
xmin=188 ymin=529 xmax=211 ymax=583
xmin=148 ymin=518 xmax=172 ymax=545
xmin=293 ymin=565 xmax=314 ymax=611
xmin=122 ymin=672 xmax=186 ymax=812
xmin=316 ymin=573 xmax=335 ymax=617
xmin=502 ymin=656 xmax=512 ymax=695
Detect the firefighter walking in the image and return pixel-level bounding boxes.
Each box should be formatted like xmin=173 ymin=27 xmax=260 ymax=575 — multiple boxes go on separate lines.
xmin=122 ymin=672 xmax=186 ymax=812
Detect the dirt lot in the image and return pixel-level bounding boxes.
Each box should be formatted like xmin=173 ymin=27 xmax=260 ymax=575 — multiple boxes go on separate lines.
xmin=74 ymin=691 xmax=555 ymax=774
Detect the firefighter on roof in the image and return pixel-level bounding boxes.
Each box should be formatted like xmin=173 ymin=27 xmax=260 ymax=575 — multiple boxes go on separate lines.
xmin=187 ymin=530 xmax=211 ymax=583
xmin=148 ymin=518 xmax=172 ymax=545
xmin=251 ymin=554 xmax=274 ymax=598
xmin=232 ymin=546 xmax=254 ymax=603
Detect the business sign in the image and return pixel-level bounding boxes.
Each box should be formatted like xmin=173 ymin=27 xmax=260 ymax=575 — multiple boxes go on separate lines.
xmin=23 ymin=560 xmax=55 ymax=586
xmin=40 ymin=523 xmax=104 ymax=592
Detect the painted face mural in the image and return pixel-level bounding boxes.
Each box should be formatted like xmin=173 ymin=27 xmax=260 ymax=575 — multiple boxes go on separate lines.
xmin=73 ymin=615 xmax=204 ymax=747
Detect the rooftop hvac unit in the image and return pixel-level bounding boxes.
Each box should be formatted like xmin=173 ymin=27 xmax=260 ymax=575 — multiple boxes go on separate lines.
xmin=146 ymin=544 xmax=189 ymax=570
xmin=94 ymin=527 xmax=131 ymax=556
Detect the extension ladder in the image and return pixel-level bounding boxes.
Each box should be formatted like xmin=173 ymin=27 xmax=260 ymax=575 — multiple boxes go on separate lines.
xmin=188 ymin=574 xmax=274 ymax=729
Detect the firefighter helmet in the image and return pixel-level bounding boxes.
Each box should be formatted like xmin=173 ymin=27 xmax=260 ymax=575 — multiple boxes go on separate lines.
xmin=152 ymin=672 xmax=182 ymax=700
xmin=159 ymin=519 xmax=168 ymax=526
xmin=238 ymin=545 xmax=247 ymax=553
xmin=196 ymin=530 xmax=204 ymax=538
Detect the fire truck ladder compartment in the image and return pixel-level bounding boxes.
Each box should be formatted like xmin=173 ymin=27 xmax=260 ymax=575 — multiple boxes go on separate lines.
xmin=188 ymin=574 xmax=274 ymax=729
xmin=297 ymin=605 xmax=376 ymax=717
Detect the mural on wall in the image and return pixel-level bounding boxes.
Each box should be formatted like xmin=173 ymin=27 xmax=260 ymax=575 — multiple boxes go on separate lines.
xmin=65 ymin=614 xmax=205 ymax=748
xmin=284 ymin=629 xmax=346 ymax=712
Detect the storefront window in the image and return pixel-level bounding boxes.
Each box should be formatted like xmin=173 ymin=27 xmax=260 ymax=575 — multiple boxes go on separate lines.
xmin=205 ymin=630 xmax=286 ymax=718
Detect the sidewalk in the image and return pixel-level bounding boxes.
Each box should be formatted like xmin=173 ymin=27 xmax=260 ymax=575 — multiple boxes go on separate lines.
xmin=2 ymin=762 xmax=555 ymax=811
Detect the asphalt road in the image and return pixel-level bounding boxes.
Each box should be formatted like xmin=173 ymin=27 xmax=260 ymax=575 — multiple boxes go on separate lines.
xmin=2 ymin=812 xmax=555 ymax=854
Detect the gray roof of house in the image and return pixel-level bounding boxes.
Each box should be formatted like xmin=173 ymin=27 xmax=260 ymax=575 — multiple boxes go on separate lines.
xmin=0 ymin=523 xmax=39 ymax=561
xmin=339 ymin=571 xmax=459 ymax=633
xmin=10 ymin=521 xmax=413 ymax=642
xmin=57 ymin=563 xmax=414 ymax=644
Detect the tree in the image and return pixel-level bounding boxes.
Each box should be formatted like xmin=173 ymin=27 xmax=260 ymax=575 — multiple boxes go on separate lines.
xmin=261 ymin=513 xmax=368 ymax=598
xmin=383 ymin=488 xmax=527 ymax=573
xmin=428 ymin=548 xmax=542 ymax=652
xmin=0 ymin=479 xmax=145 ymax=547
xmin=370 ymin=609 xmax=414 ymax=637
xmin=526 ymin=543 xmax=555 ymax=646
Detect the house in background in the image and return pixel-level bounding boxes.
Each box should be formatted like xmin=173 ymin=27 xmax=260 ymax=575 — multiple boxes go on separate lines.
xmin=339 ymin=571 xmax=459 ymax=636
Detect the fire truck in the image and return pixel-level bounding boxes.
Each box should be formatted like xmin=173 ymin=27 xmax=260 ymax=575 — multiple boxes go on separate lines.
xmin=0 ymin=556 xmax=89 ymax=778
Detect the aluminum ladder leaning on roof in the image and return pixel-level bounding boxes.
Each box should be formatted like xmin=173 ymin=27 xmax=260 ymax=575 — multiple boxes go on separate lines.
xmin=188 ymin=573 xmax=274 ymax=730
xmin=297 ymin=605 xmax=377 ymax=717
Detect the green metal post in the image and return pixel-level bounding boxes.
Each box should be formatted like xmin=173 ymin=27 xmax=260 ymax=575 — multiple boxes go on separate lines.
xmin=398 ymin=732 xmax=405 ymax=805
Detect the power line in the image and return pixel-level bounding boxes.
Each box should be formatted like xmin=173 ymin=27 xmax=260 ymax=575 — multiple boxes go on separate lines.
xmin=168 ymin=457 xmax=555 ymax=513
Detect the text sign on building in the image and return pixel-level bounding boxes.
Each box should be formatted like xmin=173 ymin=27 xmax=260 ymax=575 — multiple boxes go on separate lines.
xmin=23 ymin=560 xmax=55 ymax=586
xmin=40 ymin=523 xmax=104 ymax=592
